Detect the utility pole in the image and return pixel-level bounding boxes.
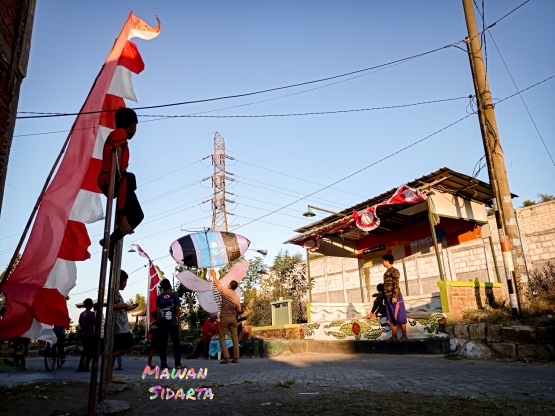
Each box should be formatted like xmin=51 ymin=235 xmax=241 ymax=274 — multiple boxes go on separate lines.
xmin=462 ymin=0 xmax=527 ymax=315
xmin=207 ymin=132 xmax=235 ymax=231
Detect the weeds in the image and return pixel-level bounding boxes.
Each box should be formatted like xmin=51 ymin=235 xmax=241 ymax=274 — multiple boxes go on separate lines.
xmin=275 ymin=379 xmax=295 ymax=388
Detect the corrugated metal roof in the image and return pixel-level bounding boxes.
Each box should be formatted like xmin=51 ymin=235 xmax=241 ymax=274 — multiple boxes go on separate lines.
xmin=285 ymin=167 xmax=511 ymax=244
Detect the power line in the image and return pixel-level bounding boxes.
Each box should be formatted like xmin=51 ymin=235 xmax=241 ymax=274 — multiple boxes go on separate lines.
xmin=133 ymin=96 xmax=469 ymax=119
xmin=16 ymin=0 xmax=532 ymax=122
xmin=16 ymin=45 xmax=456 ymax=120
xmin=485 ymin=0 xmax=531 ymax=30
xmin=479 ymin=11 xmax=554 ymax=166
xmin=235 ymin=159 xmax=370 ymax=199
xmin=233 ymin=113 xmax=476 ymax=231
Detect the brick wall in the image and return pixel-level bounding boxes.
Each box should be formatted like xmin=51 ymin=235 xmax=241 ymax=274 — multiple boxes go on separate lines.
xmin=0 ymin=0 xmax=35 ymax=214
xmin=438 ymin=282 xmax=504 ymax=321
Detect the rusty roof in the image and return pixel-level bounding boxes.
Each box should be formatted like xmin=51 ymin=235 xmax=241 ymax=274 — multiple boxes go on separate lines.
xmin=286 ymin=167 xmax=513 ymax=244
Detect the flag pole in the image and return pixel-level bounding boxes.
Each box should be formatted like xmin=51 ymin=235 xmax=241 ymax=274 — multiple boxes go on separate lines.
xmin=87 ymin=149 xmax=117 ymax=415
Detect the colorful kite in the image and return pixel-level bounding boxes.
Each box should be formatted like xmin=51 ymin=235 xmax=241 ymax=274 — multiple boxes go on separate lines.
xmin=170 ymin=231 xmax=250 ymax=269
xmin=0 ymin=14 xmax=160 ymax=342
xmin=176 ymin=262 xmax=249 ymax=313
xmin=352 ymin=185 xmax=427 ymax=232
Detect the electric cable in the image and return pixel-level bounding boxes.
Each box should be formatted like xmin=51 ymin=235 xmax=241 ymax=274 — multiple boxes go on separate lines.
xmin=16 ymin=45 xmax=456 ymax=119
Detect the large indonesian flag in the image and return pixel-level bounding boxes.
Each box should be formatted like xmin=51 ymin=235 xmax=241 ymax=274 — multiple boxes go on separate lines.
xmin=0 ymin=14 xmax=160 ymax=342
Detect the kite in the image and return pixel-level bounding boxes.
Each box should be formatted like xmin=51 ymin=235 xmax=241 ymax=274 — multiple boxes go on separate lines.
xmin=169 ymin=231 xmax=250 ymax=269
xmin=352 ymin=185 xmax=427 ymax=232
xmin=176 ymin=262 xmax=249 ymax=313
xmin=0 ymin=14 xmax=160 ymax=343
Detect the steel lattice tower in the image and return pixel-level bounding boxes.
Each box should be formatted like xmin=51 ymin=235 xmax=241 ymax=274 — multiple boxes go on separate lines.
xmin=210 ymin=132 xmax=235 ymax=231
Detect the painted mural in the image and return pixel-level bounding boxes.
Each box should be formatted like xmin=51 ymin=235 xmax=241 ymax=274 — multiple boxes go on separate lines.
xmin=301 ymin=313 xmax=447 ymax=341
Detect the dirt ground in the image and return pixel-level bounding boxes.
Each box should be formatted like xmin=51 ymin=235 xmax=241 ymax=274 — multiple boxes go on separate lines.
xmin=1 ymin=381 xmax=555 ymax=416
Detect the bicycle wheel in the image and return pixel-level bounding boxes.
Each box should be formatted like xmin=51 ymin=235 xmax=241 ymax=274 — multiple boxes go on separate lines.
xmin=44 ymin=344 xmax=55 ymax=371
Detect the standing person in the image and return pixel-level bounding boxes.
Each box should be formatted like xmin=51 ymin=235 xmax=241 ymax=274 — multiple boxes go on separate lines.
xmin=210 ymin=269 xmax=241 ymax=364
xmin=53 ymin=325 xmax=67 ymax=364
xmin=156 ymin=279 xmax=183 ymax=370
xmin=382 ymin=254 xmax=408 ymax=342
xmin=97 ymin=108 xmax=144 ymax=260
xmin=77 ymin=298 xmax=95 ymax=372
xmin=110 ymin=270 xmax=137 ymax=383
xmin=201 ymin=313 xmax=219 ymax=359
xmin=147 ymin=311 xmax=160 ymax=368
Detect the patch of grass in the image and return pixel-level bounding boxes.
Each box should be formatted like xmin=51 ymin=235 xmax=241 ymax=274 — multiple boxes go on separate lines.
xmin=275 ymin=379 xmax=295 ymax=388
xmin=444 ymin=352 xmax=462 ymax=360
xmin=533 ymin=349 xmax=555 ymax=363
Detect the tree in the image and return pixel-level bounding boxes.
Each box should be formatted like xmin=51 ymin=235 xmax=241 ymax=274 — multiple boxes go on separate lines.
xmin=249 ymin=250 xmax=311 ymax=326
xmin=521 ymin=193 xmax=555 ymax=208
xmin=127 ymin=293 xmax=146 ymax=312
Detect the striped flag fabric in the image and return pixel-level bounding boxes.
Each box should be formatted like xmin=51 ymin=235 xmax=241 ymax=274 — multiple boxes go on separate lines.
xmin=0 ymin=14 xmax=160 ymax=343
xmin=134 ymin=245 xmax=161 ymax=330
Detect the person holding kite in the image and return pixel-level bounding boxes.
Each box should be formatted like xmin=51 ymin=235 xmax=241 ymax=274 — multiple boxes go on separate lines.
xmin=97 ymin=108 xmax=144 ymax=259
xmin=210 ymin=269 xmax=241 ymax=364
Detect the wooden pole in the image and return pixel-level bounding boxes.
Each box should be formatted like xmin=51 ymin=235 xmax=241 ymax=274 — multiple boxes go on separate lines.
xmin=402 ymin=258 xmax=410 ymax=296
xmin=99 ymin=239 xmax=124 ymax=401
xmin=462 ymin=0 xmax=523 ymax=315
xmin=427 ymin=197 xmax=445 ymax=281
xmin=87 ymin=149 xmax=117 ymax=416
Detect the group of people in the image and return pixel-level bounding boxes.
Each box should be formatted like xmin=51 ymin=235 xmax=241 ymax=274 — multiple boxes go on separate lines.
xmin=76 ymin=270 xmax=137 ymax=383
xmin=363 ymin=254 xmax=409 ymax=342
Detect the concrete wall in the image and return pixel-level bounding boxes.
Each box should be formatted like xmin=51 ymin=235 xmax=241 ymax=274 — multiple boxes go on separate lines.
xmin=308 ymin=200 xmax=555 ymax=302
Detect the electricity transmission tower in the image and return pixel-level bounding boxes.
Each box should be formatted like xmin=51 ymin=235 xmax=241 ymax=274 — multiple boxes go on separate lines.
xmin=207 ymin=132 xmax=235 ymax=231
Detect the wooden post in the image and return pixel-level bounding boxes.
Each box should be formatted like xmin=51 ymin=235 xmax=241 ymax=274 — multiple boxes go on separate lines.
xmin=306 ymin=249 xmax=312 ymax=304
xmin=427 ymin=197 xmax=445 ymax=281
xmin=87 ymin=149 xmax=117 ymax=415
xmin=462 ymin=0 xmax=522 ymax=315
xmin=402 ymin=258 xmax=409 ymax=296
xmin=99 ymin=239 xmax=124 ymax=401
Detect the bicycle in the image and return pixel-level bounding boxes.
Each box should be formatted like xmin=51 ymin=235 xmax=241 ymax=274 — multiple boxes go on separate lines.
xmin=44 ymin=342 xmax=64 ymax=371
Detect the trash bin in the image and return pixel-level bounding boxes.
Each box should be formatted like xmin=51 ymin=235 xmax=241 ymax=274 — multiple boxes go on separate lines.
xmin=270 ymin=298 xmax=292 ymax=326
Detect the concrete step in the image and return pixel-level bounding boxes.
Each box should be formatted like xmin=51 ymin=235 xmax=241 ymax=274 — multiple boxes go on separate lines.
xmin=262 ymin=338 xmax=451 ymax=357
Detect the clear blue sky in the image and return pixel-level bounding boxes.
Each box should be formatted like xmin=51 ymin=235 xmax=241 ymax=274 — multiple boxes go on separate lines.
xmin=1 ymin=1 xmax=554 ymax=323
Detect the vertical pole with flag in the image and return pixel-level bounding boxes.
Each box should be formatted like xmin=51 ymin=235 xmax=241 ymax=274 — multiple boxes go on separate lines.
xmin=132 ymin=245 xmax=161 ymax=332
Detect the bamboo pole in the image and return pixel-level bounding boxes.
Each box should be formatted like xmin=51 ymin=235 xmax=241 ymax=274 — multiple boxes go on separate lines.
xmin=87 ymin=149 xmax=117 ymax=416
xmin=99 ymin=239 xmax=124 ymax=401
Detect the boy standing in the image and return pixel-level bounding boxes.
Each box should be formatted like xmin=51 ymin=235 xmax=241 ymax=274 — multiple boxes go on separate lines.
xmin=110 ymin=270 xmax=137 ymax=383
xmin=97 ymin=108 xmax=144 ymax=258
xmin=156 ymin=279 xmax=183 ymax=370
xmin=77 ymin=298 xmax=95 ymax=372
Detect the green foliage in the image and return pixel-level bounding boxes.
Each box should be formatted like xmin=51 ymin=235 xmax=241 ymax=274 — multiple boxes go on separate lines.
xmin=127 ymin=293 xmax=146 ymax=312
xmin=250 ymin=250 xmax=312 ymax=325
xmin=521 ymin=193 xmax=555 ymax=208
xmin=539 ymin=193 xmax=555 ymax=203
xmin=132 ymin=322 xmax=146 ymax=343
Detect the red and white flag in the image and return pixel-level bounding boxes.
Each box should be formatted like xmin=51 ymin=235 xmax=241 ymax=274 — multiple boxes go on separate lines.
xmin=352 ymin=185 xmax=427 ymax=232
xmin=134 ymin=245 xmax=161 ymax=330
xmin=0 ymin=14 xmax=160 ymax=343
